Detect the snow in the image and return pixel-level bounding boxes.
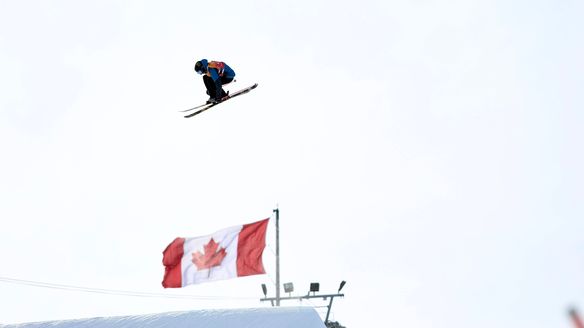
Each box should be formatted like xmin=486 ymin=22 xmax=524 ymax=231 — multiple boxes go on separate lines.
xmin=1 ymin=306 xmax=326 ymax=328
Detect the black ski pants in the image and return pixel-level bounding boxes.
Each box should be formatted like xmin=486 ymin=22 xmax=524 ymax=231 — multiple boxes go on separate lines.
xmin=203 ymin=74 xmax=234 ymax=99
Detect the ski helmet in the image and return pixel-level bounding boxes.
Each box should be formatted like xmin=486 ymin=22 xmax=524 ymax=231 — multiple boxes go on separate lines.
xmin=194 ymin=59 xmax=208 ymax=74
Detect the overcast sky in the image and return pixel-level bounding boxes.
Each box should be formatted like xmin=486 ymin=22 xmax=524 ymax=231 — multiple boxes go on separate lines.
xmin=1 ymin=1 xmax=583 ymax=327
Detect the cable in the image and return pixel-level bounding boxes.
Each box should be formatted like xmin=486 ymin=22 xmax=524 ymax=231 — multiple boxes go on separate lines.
xmin=0 ymin=276 xmax=256 ymax=301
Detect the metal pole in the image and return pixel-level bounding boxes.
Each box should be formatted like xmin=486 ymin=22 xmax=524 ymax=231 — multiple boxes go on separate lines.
xmin=324 ymin=297 xmax=335 ymax=324
xmin=274 ymin=207 xmax=280 ymax=306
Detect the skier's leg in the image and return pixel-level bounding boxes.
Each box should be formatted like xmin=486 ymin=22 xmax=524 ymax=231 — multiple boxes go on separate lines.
xmin=218 ymin=76 xmax=234 ymax=98
xmin=213 ymin=78 xmax=227 ymax=101
xmin=203 ymin=75 xmax=216 ymax=98
xmin=221 ymin=76 xmax=234 ymax=85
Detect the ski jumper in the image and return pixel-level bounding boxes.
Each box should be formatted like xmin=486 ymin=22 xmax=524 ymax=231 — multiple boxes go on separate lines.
xmin=196 ymin=59 xmax=236 ymax=101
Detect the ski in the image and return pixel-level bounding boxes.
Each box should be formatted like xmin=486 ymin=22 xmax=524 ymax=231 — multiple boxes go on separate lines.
xmin=179 ymin=103 xmax=209 ymax=112
xmin=183 ymin=83 xmax=258 ymax=118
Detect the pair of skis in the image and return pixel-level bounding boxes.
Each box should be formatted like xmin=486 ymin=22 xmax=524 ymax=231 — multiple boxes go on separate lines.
xmin=181 ymin=83 xmax=258 ymax=118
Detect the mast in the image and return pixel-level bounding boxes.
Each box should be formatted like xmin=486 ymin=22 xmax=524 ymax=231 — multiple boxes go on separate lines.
xmin=274 ymin=207 xmax=280 ymax=306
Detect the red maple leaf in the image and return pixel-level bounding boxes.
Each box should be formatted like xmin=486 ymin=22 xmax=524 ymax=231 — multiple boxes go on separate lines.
xmin=192 ymin=238 xmax=227 ymax=270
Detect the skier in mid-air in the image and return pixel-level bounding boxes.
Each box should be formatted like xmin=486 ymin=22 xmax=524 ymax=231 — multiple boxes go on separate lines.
xmin=194 ymin=59 xmax=236 ymax=104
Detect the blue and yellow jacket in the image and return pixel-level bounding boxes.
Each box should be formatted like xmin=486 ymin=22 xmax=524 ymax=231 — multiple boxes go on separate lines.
xmin=198 ymin=59 xmax=236 ymax=81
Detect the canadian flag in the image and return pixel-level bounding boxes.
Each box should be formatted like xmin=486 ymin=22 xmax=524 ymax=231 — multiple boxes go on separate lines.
xmin=162 ymin=218 xmax=269 ymax=288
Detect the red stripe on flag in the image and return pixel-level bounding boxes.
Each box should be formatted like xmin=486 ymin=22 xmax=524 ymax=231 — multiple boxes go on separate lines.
xmin=570 ymin=308 xmax=584 ymax=328
xmin=237 ymin=218 xmax=269 ymax=277
xmin=161 ymin=237 xmax=185 ymax=288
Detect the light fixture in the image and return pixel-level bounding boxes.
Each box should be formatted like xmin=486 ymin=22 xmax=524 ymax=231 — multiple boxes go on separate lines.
xmin=309 ymin=282 xmax=320 ymax=295
xmin=338 ymin=280 xmax=346 ymax=293
xmin=284 ymin=282 xmax=294 ymax=294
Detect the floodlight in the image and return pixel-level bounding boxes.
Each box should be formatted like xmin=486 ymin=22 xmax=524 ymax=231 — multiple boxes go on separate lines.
xmin=338 ymin=280 xmax=346 ymax=293
xmin=261 ymin=283 xmax=267 ymax=297
xmin=283 ymin=282 xmax=294 ymax=294
xmin=309 ymin=282 xmax=320 ymax=295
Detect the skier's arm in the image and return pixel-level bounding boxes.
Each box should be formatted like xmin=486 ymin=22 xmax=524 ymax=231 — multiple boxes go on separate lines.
xmin=208 ymin=68 xmax=220 ymax=81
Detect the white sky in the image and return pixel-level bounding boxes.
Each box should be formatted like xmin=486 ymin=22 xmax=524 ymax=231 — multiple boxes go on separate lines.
xmin=0 ymin=0 xmax=583 ymax=327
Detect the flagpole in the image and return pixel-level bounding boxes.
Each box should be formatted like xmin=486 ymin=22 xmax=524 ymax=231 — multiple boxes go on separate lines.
xmin=273 ymin=207 xmax=280 ymax=306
